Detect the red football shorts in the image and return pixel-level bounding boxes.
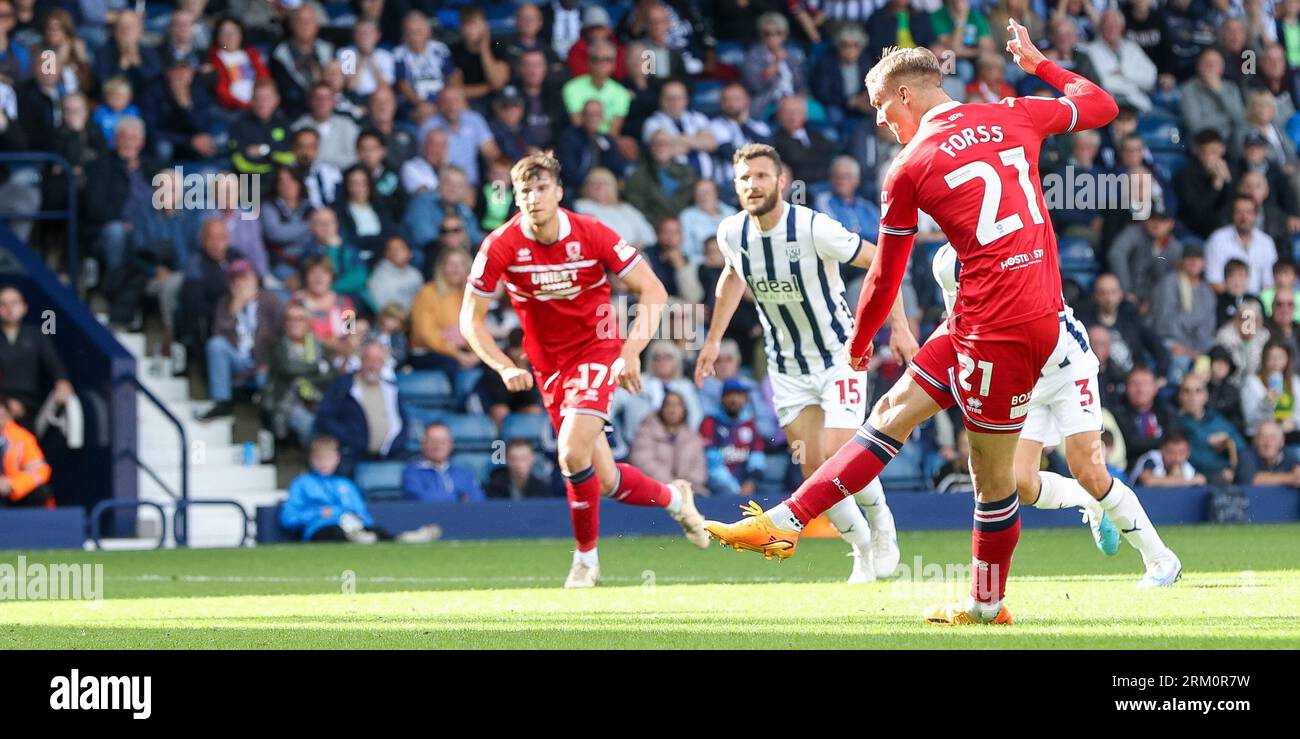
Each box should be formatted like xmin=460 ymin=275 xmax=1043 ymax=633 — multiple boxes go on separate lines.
xmin=907 ymin=312 xmax=1060 ymax=434
xmin=535 ymin=343 xmax=623 ymax=432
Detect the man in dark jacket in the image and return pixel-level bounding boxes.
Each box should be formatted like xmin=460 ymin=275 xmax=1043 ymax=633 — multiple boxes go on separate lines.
xmin=0 ymin=287 xmax=73 ymax=423
xmin=555 ymin=99 xmax=626 ymax=194
xmin=1112 ymin=365 xmax=1179 ymax=470
xmin=484 ymin=438 xmax=553 ymax=500
xmin=82 ymin=116 xmax=158 ymax=295
xmin=1174 ymin=128 xmax=1237 ymax=239
xmin=313 ymin=340 xmax=407 ymax=477
xmin=771 ymin=94 xmax=838 ymax=185
xmin=179 ymin=219 xmax=245 ymax=353
xmin=196 ymin=260 xmax=284 ymax=421
xmin=144 ymin=59 xmax=218 ymax=163
xmin=624 ymin=129 xmax=696 ymax=224
xmin=227 ymin=79 xmax=296 ymax=178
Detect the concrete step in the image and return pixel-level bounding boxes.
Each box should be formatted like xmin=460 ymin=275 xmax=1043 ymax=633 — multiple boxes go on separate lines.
xmin=138 ymin=375 xmax=192 ymax=404
xmin=115 ymin=331 xmax=147 ymax=358
xmin=142 ymin=443 xmax=246 ymax=469
xmin=139 ymin=463 xmax=276 ymax=496
xmin=139 ymin=418 xmax=232 ymax=447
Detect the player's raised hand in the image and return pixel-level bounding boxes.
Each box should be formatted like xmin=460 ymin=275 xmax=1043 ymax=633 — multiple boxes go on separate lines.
xmin=500 ymin=366 xmax=534 ymax=393
xmin=694 ymin=340 xmax=719 ymax=388
xmin=613 ymin=351 xmax=643 ymax=393
xmin=1005 ymin=18 xmax=1046 ymax=75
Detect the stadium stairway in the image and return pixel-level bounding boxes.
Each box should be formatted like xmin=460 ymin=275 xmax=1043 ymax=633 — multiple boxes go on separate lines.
xmin=113 ymin=331 xmax=286 ymax=548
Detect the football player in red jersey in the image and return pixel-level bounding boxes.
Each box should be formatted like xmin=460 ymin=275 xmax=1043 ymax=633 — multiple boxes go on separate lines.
xmin=460 ymin=152 xmax=709 ymax=588
xmin=705 ymin=20 xmax=1119 ymax=624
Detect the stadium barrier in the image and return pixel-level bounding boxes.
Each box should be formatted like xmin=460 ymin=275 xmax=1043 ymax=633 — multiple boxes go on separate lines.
xmin=253 ymin=486 xmax=1300 ymax=544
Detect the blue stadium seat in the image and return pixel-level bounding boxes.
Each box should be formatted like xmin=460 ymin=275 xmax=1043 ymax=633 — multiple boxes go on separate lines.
xmin=691 ymin=80 xmax=724 ymax=117
xmin=1137 ymin=115 xmax=1184 ymax=150
xmin=715 ymin=41 xmax=746 ymax=66
xmin=444 ymin=413 xmax=499 ymax=453
xmin=1058 ymin=236 xmax=1099 ymax=293
xmin=454 ymin=451 xmax=497 ymax=484
xmin=502 ymin=412 xmax=549 ymax=447
xmin=396 ymin=370 xmax=454 ymax=410
xmin=403 ymin=405 xmax=447 ymax=452
xmin=354 ymin=461 xmax=407 ymax=501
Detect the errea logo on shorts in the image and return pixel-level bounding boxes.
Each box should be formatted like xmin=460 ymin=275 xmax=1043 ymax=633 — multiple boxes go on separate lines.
xmin=965 ymin=396 xmax=983 ymax=413
xmin=50 ymin=669 xmax=152 ymax=719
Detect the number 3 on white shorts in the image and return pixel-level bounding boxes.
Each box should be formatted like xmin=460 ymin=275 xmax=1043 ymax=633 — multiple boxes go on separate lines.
xmin=576 ymin=363 xmax=611 ymax=388
xmin=956 ymin=353 xmax=993 ymax=396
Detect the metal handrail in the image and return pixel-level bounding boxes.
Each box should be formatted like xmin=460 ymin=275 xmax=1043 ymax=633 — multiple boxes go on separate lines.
xmin=174 ymin=500 xmax=252 ymax=548
xmin=128 ymin=375 xmax=190 ymax=543
xmin=88 ymin=499 xmax=167 ymax=550
xmin=0 ymin=152 xmax=79 ymax=292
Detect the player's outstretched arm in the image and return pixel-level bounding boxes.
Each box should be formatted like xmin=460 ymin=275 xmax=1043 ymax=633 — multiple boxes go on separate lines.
xmin=694 ymin=264 xmax=747 ymax=388
xmin=459 ymin=290 xmax=533 ymax=392
xmin=848 ymin=241 xmax=919 ymax=365
xmin=1006 ymin=17 xmax=1118 ymax=133
xmin=616 ymin=259 xmax=669 ymax=394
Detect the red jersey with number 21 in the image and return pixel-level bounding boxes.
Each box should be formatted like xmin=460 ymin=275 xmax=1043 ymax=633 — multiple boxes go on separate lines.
xmin=879 ymin=95 xmax=1079 ymax=336
xmin=469 ymin=208 xmax=642 ymax=375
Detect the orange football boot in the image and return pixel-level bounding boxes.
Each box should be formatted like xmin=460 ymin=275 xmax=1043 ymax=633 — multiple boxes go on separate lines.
xmin=703 ymin=501 xmax=801 ymax=560
xmin=923 ymin=601 xmax=1014 ymax=626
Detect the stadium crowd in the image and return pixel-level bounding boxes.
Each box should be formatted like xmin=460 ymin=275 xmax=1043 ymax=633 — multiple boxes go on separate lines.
xmin=4 ymin=0 xmax=1300 ymax=524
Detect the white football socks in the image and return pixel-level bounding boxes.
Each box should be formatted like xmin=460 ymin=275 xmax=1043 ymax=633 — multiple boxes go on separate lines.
xmin=766 ymin=503 xmax=804 ymax=532
xmin=1035 ymin=471 xmax=1102 ymax=518
xmin=574 ymin=547 xmax=599 ymax=567
xmin=853 ymin=479 xmax=892 ymax=531
xmin=826 ymin=497 xmax=873 ymax=550
xmin=664 ymin=483 xmax=683 ymax=516
xmin=1098 ymin=479 xmax=1171 ymax=567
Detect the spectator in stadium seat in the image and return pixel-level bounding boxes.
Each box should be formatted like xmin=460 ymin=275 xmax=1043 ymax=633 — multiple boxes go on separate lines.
xmin=772 ymin=95 xmax=837 ymax=186
xmin=402 ymin=167 xmax=484 ymax=260
xmin=361 ymin=85 xmax=418 ymax=170
xmin=1175 ymin=372 xmax=1247 ymax=483
xmin=1235 ymin=90 xmax=1297 ymax=165
xmin=41 ymin=93 xmax=102 ymax=226
xmin=1235 ymin=164 xmax=1293 ymax=253
xmin=416 ymin=84 xmax=500 ymax=186
xmin=144 ymin=58 xmax=218 ymax=163
xmin=1175 ymin=129 xmax=1238 ymax=240
xmin=293 ymin=127 xmax=344 ymax=210
xmin=1082 ymin=9 xmax=1157 ymax=111
xmin=742 ymin=12 xmax=806 ymax=120
xmin=815 ymin=156 xmax=880 ymax=243
xmin=303 ymin=207 xmax=370 ymax=305
xmin=179 ymin=219 xmax=244 ymax=349
xmin=562 ymin=40 xmax=632 ymax=136
xmin=314 ymin=341 xmax=405 ymax=476
xmin=83 ymin=116 xmax=156 ymax=292
xmin=1241 ymin=339 xmax=1300 ymax=437
xmin=263 ymin=167 xmax=313 ymax=286
xmin=1238 ymin=132 xmax=1300 ymax=227
xmin=864 ymin=0 xmax=937 ymax=60
xmin=965 ymin=52 xmax=1016 ymax=103
xmin=573 ymin=167 xmax=655 ymax=247
xmin=488 ymin=87 xmax=532 ymax=163
xmin=934 ymin=429 xmax=976 ymax=494
xmin=450 ymin=5 xmax=510 ymax=103
xmin=117 ymin=169 xmax=200 ymax=334
xmin=566 ymin=6 xmax=626 ymax=81
xmin=293 ymin=83 xmax=361 ymax=171
xmin=0 ymin=396 xmax=52 ymax=508
xmin=14 ymin=52 xmax=65 ymax=154
xmin=91 ymin=76 xmax=143 ymax=149
xmin=644 ymin=217 xmax=703 ymax=302
xmin=409 ymin=246 xmax=481 ymax=392
xmin=1247 ymin=43 xmax=1300 ymax=130
xmin=209 ymin=16 xmax=270 ymax=112
xmin=1205 ymin=195 xmax=1278 ymax=295
xmin=263 ymin=302 xmax=335 ymax=446
xmin=476 ymin=328 xmax=545 ymax=427
xmin=1110 ymin=207 xmax=1181 ymax=311
xmin=1113 ymin=365 xmax=1178 ymax=470
xmin=402 ymin=422 xmax=485 ymax=503
xmin=701 ymin=379 xmax=765 ymax=496
xmin=641 ymin=80 xmax=717 ymax=181
xmin=96 ymin=10 xmax=159 ymax=91
xmin=1133 ymin=430 xmax=1207 ymax=488
xmin=204 ymin=172 xmax=269 ymax=278
xmin=333 ymin=165 xmax=393 ymax=260
xmin=1206 ymin=344 xmax=1246 ymax=432
xmin=811 ymin=25 xmax=873 ymax=124
xmin=625 ymin=130 xmax=697 ymax=225
xmin=1080 ymin=274 xmax=1169 ymax=376
xmin=677 ymin=181 xmax=732 ymax=265
xmin=1215 ymin=296 xmax=1269 ymax=382
xmin=1239 ymin=419 xmax=1300 ymax=486
xmin=514 ymin=49 xmax=567 ymax=152
xmin=399 ymin=126 xmax=447 ymax=197
xmin=269 ymin=5 xmax=333 ymax=119
xmin=227 ymin=79 xmax=296 ymax=178
xmin=504 ymin=2 xmax=562 ymax=71
xmin=159 ymin=8 xmax=203 ymax=70
xmin=1088 ymin=325 xmax=1130 ymax=410
xmin=197 ymin=260 xmax=283 ymax=421
xmin=1265 ymin=290 xmax=1300 ymax=359
xmin=0 ymin=0 xmax=28 ymax=85
xmin=1048 ymin=130 xmax=1106 ymax=247
xmin=0 ymin=287 xmax=72 ymax=424
xmin=38 ymin=8 xmax=92 ymax=95
xmin=557 ymin=101 xmax=628 ymax=194
xmin=1038 ymin=15 xmax=1098 ymax=93
xmin=1261 ymin=261 xmax=1300 ymax=324
xmin=355 ymin=130 xmax=406 ymax=219
xmin=1149 ymin=244 xmax=1217 ymax=366
xmin=392 ymin=9 xmax=454 ymax=107
xmin=340 ymin=19 xmax=394 ymax=100
xmin=1179 ymin=49 xmax=1247 ymax=148
xmin=367 ymin=236 xmax=424 ymax=315
xmin=709 ymin=82 xmax=772 ymax=189
xmin=625 ymin=2 xmax=690 ymax=106
xmin=630 ymin=389 xmax=707 ymax=493
xmin=294 ymin=254 xmax=358 ymax=356
xmin=485 ymin=438 xmax=553 ymax=500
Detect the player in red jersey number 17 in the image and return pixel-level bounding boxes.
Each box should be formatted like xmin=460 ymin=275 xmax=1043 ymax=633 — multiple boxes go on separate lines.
xmin=460 ymin=152 xmax=710 ymax=588
xmin=704 ymin=20 xmax=1119 ymax=624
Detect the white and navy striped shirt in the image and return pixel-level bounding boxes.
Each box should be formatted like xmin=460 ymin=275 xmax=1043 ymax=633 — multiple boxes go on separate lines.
xmin=716 ymin=201 xmax=861 ymax=376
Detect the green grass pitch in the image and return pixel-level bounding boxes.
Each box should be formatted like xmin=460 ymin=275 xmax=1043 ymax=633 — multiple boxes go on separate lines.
xmin=2 ymin=523 xmax=1298 ymax=649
